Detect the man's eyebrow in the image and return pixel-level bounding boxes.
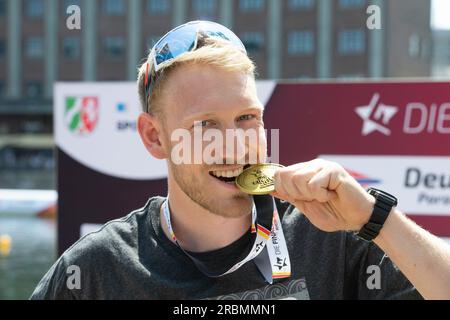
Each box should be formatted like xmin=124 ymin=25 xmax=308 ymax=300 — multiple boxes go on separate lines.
xmin=183 ymin=111 xmax=217 ymax=121
xmin=239 ymin=106 xmax=264 ymax=113
xmin=183 ymin=106 xmax=263 ymax=121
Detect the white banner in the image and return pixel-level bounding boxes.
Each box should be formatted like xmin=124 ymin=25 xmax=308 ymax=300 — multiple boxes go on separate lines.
xmin=320 ymin=155 xmax=450 ymax=216
xmin=54 ymin=82 xmax=167 ymax=180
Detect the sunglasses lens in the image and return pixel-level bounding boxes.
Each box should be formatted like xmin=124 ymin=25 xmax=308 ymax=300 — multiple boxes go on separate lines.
xmin=154 ymin=23 xmax=198 ymax=66
xmin=199 ymin=21 xmax=245 ymax=51
xmin=153 ymin=21 xmax=246 ymax=68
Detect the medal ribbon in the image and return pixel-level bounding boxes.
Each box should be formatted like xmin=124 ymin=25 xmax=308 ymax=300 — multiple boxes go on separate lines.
xmin=162 ymin=194 xmax=291 ymax=284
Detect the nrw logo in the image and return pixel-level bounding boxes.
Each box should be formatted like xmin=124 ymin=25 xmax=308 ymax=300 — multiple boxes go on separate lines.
xmin=65 ymin=97 xmax=99 ymax=135
xmin=355 ymin=93 xmax=399 ymax=136
xmin=346 ymin=169 xmax=381 ymax=188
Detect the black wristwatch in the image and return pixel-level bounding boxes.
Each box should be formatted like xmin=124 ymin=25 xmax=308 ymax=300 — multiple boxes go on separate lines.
xmin=356 ymin=188 xmax=398 ymax=242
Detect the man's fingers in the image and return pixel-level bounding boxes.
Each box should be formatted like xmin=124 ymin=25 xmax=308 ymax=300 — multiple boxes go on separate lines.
xmin=270 ymin=191 xmax=289 ymax=203
xmin=308 ymin=168 xmax=338 ymax=203
xmin=275 ymin=169 xmax=308 ymax=202
xmin=275 ymin=171 xmax=293 ymax=202
xmin=292 ymin=171 xmax=316 ymax=201
xmin=274 ymin=165 xmax=338 ymax=203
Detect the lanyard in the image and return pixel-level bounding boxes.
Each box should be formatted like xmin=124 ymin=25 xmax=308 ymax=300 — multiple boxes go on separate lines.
xmin=162 ymin=195 xmax=291 ymax=284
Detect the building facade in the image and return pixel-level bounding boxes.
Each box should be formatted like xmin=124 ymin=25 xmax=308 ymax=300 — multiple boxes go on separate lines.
xmin=0 ymin=0 xmax=433 ymax=189
xmin=0 ymin=0 xmax=433 ymax=102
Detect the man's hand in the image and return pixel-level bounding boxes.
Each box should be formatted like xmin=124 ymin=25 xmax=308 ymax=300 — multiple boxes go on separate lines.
xmin=271 ymin=159 xmax=375 ymax=232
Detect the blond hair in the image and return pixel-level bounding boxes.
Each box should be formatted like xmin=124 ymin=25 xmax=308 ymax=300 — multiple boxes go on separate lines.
xmin=137 ymin=36 xmax=256 ymax=114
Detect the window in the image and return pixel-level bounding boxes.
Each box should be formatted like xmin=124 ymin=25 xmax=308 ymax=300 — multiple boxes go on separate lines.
xmin=241 ymin=32 xmax=264 ymax=53
xmin=337 ymin=74 xmax=364 ymax=79
xmin=62 ymin=37 xmax=81 ymax=59
xmin=102 ymin=0 xmax=125 ymax=16
xmin=25 ymin=0 xmax=44 ymax=18
xmin=193 ymin=0 xmax=217 ymax=16
xmin=288 ymin=31 xmax=314 ymax=55
xmin=23 ymin=121 xmax=44 ymax=134
xmin=0 ymin=39 xmax=5 ymax=58
xmin=240 ymin=0 xmax=265 ymax=12
xmin=0 ymin=81 xmax=5 ymax=98
xmin=63 ymin=0 xmax=81 ymax=14
xmin=25 ymin=82 xmax=43 ymax=98
xmin=421 ymin=38 xmax=431 ymax=59
xmin=0 ymin=0 xmax=6 ymax=17
xmin=338 ymin=0 xmax=365 ymax=9
xmin=25 ymin=37 xmax=44 ymax=59
xmin=338 ymin=29 xmax=365 ymax=55
xmin=288 ymin=0 xmax=314 ymax=10
xmin=103 ymin=37 xmax=125 ymax=58
xmin=147 ymin=0 xmax=169 ymax=14
xmin=409 ymin=34 xmax=421 ymax=58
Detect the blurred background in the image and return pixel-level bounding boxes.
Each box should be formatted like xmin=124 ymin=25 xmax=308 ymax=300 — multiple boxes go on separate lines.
xmin=0 ymin=0 xmax=449 ymax=299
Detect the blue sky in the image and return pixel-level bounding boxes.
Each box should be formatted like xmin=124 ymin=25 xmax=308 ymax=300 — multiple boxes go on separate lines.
xmin=432 ymin=0 xmax=450 ymax=30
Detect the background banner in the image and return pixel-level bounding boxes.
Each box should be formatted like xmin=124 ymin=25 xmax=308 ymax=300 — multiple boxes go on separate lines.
xmin=55 ymin=81 xmax=450 ymax=254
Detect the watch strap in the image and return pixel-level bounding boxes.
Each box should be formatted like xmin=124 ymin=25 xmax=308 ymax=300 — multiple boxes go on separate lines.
xmin=356 ymin=188 xmax=397 ymax=242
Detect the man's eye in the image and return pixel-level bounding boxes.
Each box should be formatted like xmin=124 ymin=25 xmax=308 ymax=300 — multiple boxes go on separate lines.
xmin=238 ymin=114 xmax=255 ymax=121
xmin=193 ymin=120 xmax=212 ymax=128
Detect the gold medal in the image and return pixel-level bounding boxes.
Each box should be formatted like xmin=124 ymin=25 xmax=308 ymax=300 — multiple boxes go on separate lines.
xmin=235 ymin=164 xmax=284 ymax=195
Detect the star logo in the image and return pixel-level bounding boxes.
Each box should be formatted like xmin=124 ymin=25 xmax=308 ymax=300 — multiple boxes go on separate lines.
xmin=355 ymin=93 xmax=399 ymax=136
xmin=274 ymin=257 xmax=288 ymax=270
xmin=255 ymin=241 xmax=264 ymax=252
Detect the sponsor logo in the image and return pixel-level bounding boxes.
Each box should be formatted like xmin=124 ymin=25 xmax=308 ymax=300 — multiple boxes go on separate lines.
xmin=356 ymin=93 xmax=450 ymax=136
xmin=403 ymin=103 xmax=450 ymax=134
xmin=65 ymin=97 xmax=99 ymax=135
xmin=355 ymin=93 xmax=398 ymax=136
xmin=346 ymin=169 xmax=381 ymax=187
xmin=116 ymin=102 xmax=127 ymax=113
xmin=404 ymin=167 xmax=450 ymax=206
xmin=115 ymin=102 xmax=137 ymax=131
xmin=405 ymin=168 xmax=450 ymax=190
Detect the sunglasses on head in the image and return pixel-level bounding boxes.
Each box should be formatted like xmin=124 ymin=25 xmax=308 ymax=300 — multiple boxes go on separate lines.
xmin=143 ymin=21 xmax=247 ymax=113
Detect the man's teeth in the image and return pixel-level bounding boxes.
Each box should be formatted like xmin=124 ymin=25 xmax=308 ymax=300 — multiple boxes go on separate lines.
xmin=211 ymin=167 xmax=244 ymax=178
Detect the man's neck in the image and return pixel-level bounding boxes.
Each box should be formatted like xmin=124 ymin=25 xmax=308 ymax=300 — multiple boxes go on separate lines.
xmin=160 ymin=179 xmax=252 ymax=253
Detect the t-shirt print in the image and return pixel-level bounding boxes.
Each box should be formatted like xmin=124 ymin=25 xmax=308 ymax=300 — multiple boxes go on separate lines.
xmin=208 ymin=278 xmax=310 ymax=300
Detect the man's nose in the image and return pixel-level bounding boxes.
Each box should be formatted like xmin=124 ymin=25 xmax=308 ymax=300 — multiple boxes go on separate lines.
xmin=222 ymin=124 xmax=248 ymax=165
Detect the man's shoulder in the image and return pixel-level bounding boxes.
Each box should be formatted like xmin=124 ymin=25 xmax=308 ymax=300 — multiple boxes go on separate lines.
xmin=61 ymin=196 xmax=165 ymax=265
xmin=30 ymin=197 xmax=166 ymax=299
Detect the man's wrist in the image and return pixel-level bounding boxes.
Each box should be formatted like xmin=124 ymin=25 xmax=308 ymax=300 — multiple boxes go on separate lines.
xmin=363 ymin=193 xmax=376 ymax=227
xmin=355 ymin=188 xmax=398 ymax=242
xmin=373 ymin=208 xmax=401 ymax=247
xmin=354 ymin=193 xmax=376 ymax=232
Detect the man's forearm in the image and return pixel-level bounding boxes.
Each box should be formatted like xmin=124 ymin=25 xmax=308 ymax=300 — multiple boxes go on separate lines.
xmin=374 ymin=209 xmax=450 ymax=299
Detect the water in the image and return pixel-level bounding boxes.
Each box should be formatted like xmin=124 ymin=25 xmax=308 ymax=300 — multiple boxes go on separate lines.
xmin=0 ymin=216 xmax=56 ymax=300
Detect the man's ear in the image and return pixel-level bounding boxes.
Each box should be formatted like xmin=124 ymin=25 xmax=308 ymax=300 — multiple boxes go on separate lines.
xmin=137 ymin=113 xmax=168 ymax=160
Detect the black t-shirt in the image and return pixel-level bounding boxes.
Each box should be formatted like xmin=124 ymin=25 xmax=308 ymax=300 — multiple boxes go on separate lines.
xmin=30 ymin=197 xmax=423 ymax=300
